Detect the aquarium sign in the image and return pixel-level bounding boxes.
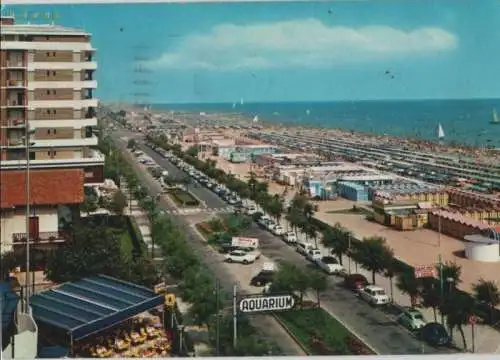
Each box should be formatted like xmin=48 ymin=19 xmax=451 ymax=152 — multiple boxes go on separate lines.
xmin=239 ymin=295 xmax=295 ymax=313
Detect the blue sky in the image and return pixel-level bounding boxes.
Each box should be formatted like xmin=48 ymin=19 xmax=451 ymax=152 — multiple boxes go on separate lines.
xmin=3 ymin=0 xmax=500 ymax=103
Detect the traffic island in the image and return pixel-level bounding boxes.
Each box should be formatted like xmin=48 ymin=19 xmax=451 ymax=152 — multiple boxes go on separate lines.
xmin=275 ymin=308 xmax=376 ymax=355
xmin=168 ymin=189 xmax=200 ymax=207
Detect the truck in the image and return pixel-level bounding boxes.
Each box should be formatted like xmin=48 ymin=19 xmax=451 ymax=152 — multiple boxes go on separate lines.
xmin=231 ymin=237 xmax=259 ymax=250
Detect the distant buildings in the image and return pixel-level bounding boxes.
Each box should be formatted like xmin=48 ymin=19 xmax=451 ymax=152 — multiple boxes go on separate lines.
xmin=0 ymin=17 xmax=104 ymax=262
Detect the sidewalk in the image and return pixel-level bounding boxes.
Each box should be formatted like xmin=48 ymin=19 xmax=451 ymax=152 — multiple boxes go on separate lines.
xmin=121 ymin=183 xmax=164 ymax=263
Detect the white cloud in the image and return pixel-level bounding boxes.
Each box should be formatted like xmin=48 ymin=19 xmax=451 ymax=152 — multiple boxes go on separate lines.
xmin=146 ymin=19 xmax=458 ymax=70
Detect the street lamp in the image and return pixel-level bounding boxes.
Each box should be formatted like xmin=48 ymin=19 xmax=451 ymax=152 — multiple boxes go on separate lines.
xmin=22 ymin=125 xmax=36 ymax=312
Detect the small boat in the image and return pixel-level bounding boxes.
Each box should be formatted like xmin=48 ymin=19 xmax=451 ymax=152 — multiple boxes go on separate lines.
xmin=252 ymin=115 xmax=259 ymax=123
xmin=437 ymin=123 xmax=445 ymax=140
xmin=240 ymin=98 xmax=244 ymax=106
xmin=491 ymin=109 xmax=499 ymax=125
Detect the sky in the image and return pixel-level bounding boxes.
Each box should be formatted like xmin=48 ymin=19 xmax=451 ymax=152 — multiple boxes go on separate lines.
xmin=3 ymin=0 xmax=500 ymax=103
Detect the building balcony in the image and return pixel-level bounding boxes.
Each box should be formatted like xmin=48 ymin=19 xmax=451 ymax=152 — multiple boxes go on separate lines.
xmin=5 ymin=79 xmax=26 ymax=88
xmin=12 ymin=231 xmax=69 ymax=245
xmin=1 ymin=138 xmax=26 ymax=148
xmin=5 ymin=99 xmax=26 ymax=108
xmin=0 ymin=118 xmax=26 ymax=128
xmin=6 ymin=59 xmax=26 ymax=68
xmin=0 ymin=146 xmax=105 ymax=169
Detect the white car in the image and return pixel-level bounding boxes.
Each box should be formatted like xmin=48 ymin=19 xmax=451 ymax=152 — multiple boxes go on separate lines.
xmin=296 ymin=242 xmax=316 ymax=256
xmin=282 ymin=231 xmax=297 ymax=244
xmin=245 ymin=205 xmax=257 ymax=215
xmin=271 ymin=225 xmax=285 ymax=236
xmin=306 ymin=248 xmax=322 ymax=262
xmin=359 ymin=285 xmax=390 ymax=306
xmin=316 ymin=256 xmax=345 ymax=275
xmin=225 ymin=250 xmax=259 ymax=264
xmin=397 ymin=308 xmax=427 ymax=331
xmin=265 ymin=220 xmax=277 ymax=231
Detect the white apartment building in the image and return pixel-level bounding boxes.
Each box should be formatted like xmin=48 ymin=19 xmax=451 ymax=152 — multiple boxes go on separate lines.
xmin=0 ymin=16 xmax=104 ymax=263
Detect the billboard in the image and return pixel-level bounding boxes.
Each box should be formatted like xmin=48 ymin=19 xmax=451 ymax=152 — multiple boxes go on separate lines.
xmin=232 ymin=237 xmax=259 ymax=249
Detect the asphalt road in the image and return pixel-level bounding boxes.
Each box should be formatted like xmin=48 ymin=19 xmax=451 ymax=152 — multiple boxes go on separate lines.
xmin=112 ymin=132 xmax=306 ymax=355
xmin=145 ymin=150 xmax=228 ymax=210
xmin=112 ymin=130 xmax=455 ymax=355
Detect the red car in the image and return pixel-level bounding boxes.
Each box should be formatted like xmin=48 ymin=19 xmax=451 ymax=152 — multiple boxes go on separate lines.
xmin=344 ymin=274 xmax=369 ymax=291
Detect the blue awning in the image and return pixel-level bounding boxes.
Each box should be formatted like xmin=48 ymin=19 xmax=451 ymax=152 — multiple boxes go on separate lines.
xmin=30 ymin=275 xmax=163 ymax=340
xmin=1 ymin=281 xmax=19 ymax=330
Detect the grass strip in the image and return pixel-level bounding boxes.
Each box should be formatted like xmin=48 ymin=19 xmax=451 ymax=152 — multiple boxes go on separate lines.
xmin=276 ymin=307 xmax=374 ymax=355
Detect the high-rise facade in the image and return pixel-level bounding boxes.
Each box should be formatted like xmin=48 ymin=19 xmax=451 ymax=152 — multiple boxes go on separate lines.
xmin=0 ymin=16 xmax=104 ymax=258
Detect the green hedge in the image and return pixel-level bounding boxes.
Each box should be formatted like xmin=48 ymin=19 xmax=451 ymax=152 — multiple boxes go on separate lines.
xmin=169 ymin=189 xmax=200 ymax=206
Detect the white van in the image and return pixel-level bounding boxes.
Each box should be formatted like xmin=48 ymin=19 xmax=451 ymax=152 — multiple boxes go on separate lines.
xmin=296 ymin=241 xmax=315 ymax=256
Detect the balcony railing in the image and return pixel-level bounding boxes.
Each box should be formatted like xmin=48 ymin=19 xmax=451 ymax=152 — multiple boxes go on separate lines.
xmin=6 ymin=138 xmax=25 ymax=146
xmin=6 ymin=60 xmax=25 ymax=68
xmin=6 ymin=80 xmax=25 ymax=87
xmin=7 ymin=119 xmax=26 ymax=128
xmin=6 ymin=100 xmax=26 ymax=107
xmin=12 ymin=231 xmax=69 ymax=244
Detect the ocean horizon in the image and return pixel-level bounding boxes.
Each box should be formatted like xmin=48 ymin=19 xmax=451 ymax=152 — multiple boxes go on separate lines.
xmin=151 ymin=98 xmax=500 ymax=147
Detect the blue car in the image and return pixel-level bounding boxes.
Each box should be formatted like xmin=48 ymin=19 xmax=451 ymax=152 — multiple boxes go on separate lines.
xmin=420 ymin=322 xmax=451 ymax=347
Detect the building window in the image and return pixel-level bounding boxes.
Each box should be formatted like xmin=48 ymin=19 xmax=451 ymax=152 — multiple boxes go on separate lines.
xmin=52 ymin=71 xmax=56 ymax=76
xmin=47 ymin=129 xmax=51 ymax=134
xmin=46 ymin=90 xmax=50 ymax=95
xmin=53 ymin=129 xmax=57 ymax=135
xmin=46 ymin=109 xmax=51 ymax=114
xmin=46 ymin=70 xmax=50 ymax=76
xmin=52 ymin=52 xmax=56 ymax=56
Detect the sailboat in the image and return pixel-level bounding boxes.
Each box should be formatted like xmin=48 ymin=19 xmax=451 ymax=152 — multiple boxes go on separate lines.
xmin=252 ymin=115 xmax=259 ymax=123
xmin=491 ymin=109 xmax=499 ymax=125
xmin=306 ymin=109 xmax=310 ymax=116
xmin=437 ymin=123 xmax=445 ymax=140
xmin=240 ymin=98 xmax=244 ymax=106
xmin=232 ymin=103 xmax=236 ymax=109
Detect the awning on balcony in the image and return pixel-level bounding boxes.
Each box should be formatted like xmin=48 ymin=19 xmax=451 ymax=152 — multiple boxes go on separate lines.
xmin=1 ymin=281 xmax=19 ymax=330
xmin=29 ymin=275 xmax=163 ymax=341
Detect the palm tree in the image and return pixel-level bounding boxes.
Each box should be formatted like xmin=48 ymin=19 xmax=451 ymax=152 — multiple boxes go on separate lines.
xmin=473 ymin=278 xmax=500 ymax=324
xmin=351 ymin=236 xmax=394 ymax=285
xmin=437 ymin=261 xmax=462 ymax=292
xmin=309 ymin=271 xmax=328 ymax=307
xmin=442 ymin=292 xmax=476 ymax=350
xmin=421 ymin=280 xmax=441 ymax=322
xmin=321 ymin=223 xmax=350 ymax=266
xmin=396 ymin=271 xmax=421 ymax=308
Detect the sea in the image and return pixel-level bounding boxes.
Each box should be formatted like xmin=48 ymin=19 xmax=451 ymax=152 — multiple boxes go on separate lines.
xmin=154 ymin=98 xmax=500 ymax=147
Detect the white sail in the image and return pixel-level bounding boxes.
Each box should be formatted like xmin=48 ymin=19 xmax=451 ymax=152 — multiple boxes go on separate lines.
xmin=437 ymin=123 xmax=445 ymax=139
xmin=240 ymin=98 xmax=244 ymax=105
xmin=493 ymin=109 xmax=499 ymax=123
xmin=306 ymin=109 xmax=310 ymax=116
xmin=252 ymin=115 xmax=259 ymax=122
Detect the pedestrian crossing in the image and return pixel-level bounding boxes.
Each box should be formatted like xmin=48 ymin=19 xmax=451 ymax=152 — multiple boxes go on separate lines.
xmin=160 ymin=206 xmax=234 ymax=216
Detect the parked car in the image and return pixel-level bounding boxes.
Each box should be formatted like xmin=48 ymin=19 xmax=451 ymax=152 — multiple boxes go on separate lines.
xmin=344 ymin=274 xmax=369 ymax=291
xmin=420 ymin=322 xmax=451 ymax=347
xmin=218 ymin=243 xmax=236 ymax=254
xmin=296 ymin=242 xmax=316 ymax=256
xmin=257 ymin=216 xmax=272 ymax=228
xmin=225 ymin=250 xmax=259 ymax=264
xmin=316 ymin=256 xmax=345 ymax=275
xmin=245 ymin=205 xmax=257 ymax=215
xmin=306 ymin=248 xmax=322 ymax=262
xmin=250 ymin=270 xmax=275 ymax=287
xmin=265 ymin=220 xmax=277 ymax=231
xmin=398 ymin=308 xmax=427 ymax=331
xmin=282 ymin=231 xmax=297 ymax=244
xmin=359 ymin=285 xmax=390 ymax=306
xmin=271 ymin=225 xmax=285 ymax=236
